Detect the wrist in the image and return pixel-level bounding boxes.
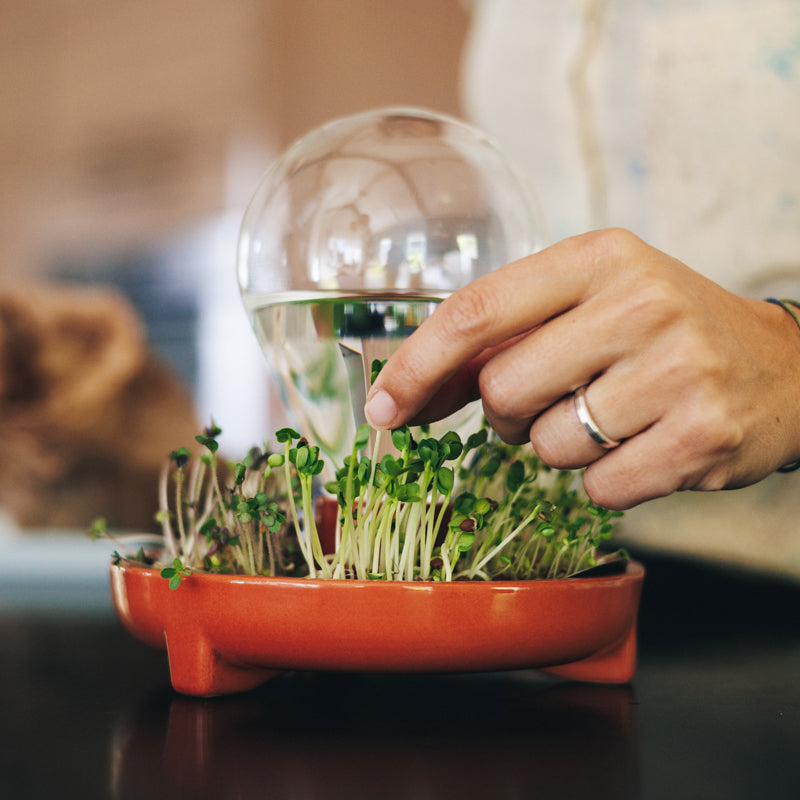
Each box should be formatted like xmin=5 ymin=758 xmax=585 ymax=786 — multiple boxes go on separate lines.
xmin=765 ymin=297 xmax=800 ymax=472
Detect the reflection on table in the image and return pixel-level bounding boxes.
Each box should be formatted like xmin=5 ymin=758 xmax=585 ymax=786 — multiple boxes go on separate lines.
xmin=112 ymin=675 xmax=639 ymax=800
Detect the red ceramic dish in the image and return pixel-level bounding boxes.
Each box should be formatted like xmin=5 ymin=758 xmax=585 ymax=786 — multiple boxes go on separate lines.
xmin=110 ymin=559 xmax=644 ymax=697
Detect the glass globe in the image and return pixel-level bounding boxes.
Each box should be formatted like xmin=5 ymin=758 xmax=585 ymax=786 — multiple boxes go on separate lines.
xmin=238 ymin=107 xmax=545 ymax=468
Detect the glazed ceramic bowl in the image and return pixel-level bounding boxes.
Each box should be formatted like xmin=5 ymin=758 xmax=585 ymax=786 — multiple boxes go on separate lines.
xmin=110 ymin=556 xmax=644 ymax=697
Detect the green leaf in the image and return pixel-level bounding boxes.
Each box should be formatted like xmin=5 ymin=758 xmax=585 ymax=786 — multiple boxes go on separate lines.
xmin=440 ymin=431 xmax=463 ymax=460
xmin=418 ymin=438 xmax=438 ymax=464
xmin=205 ymin=422 xmax=223 ymax=438
xmin=404 ymin=457 xmax=424 ymax=474
xmin=357 ymin=457 xmax=372 ymax=483
xmin=295 ymin=446 xmax=309 ymax=470
xmin=195 ymin=435 xmax=219 ymax=453
xmin=381 ymin=454 xmax=401 ymax=477
xmin=436 ymin=467 xmax=454 ymax=494
xmin=453 ymin=493 xmax=476 ymax=515
xmin=506 ymin=460 xmax=525 ymax=493
xmin=170 ymin=447 xmax=191 ymax=468
xmin=354 ymin=424 xmax=371 ymax=450
xmin=310 ymin=460 xmax=325 ymax=476
xmin=391 ymin=426 xmax=411 ymax=452
xmin=479 ymin=457 xmax=501 ymax=479
xmin=169 ymin=574 xmax=183 ymax=590
xmin=456 ymin=532 xmax=476 ymax=552
xmin=466 ymin=429 xmax=488 ymax=451
xmin=267 ymin=453 xmax=284 ymax=467
xmin=370 ymin=358 xmax=387 ymax=383
xmin=275 ymin=427 xmax=301 ymax=443
xmin=396 ymin=483 xmax=422 ymax=502
xmin=474 ymin=497 xmax=492 ymax=516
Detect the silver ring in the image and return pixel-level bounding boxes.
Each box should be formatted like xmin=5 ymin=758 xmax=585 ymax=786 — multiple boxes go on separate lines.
xmin=574 ymin=385 xmax=620 ymax=449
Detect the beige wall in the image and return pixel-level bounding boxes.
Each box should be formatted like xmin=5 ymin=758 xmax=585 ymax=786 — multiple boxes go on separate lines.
xmin=0 ymin=0 xmax=469 ymax=277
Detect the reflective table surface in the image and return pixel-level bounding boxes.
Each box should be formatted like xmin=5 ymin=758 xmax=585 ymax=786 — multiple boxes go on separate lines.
xmin=1 ymin=552 xmax=798 ymax=800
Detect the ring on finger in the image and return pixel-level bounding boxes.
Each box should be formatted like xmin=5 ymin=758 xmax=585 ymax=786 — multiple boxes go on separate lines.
xmin=574 ymin=385 xmax=620 ymax=449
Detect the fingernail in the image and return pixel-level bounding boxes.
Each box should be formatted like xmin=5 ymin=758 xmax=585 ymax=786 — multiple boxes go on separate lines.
xmin=364 ymin=390 xmax=397 ymax=429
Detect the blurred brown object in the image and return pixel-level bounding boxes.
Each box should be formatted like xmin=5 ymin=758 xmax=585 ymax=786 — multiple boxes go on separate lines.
xmin=0 ymin=281 xmax=200 ymax=530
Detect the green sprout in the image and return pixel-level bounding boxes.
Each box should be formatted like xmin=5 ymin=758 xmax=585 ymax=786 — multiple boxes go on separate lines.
xmin=160 ymin=558 xmax=192 ymax=590
xmin=90 ymin=416 xmax=626 ymax=588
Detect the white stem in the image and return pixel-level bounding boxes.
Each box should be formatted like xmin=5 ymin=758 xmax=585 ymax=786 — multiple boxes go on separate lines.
xmin=468 ymin=505 xmax=541 ymax=578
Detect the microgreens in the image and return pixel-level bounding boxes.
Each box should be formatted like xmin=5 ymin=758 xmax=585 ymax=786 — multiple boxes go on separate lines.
xmin=90 ymin=416 xmax=620 ymax=589
xmin=161 ymin=558 xmax=191 ymax=590
xmin=91 ymin=397 xmax=624 ymax=587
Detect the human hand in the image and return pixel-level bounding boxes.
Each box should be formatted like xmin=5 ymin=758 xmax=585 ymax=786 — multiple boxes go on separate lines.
xmin=364 ymin=229 xmax=800 ymax=509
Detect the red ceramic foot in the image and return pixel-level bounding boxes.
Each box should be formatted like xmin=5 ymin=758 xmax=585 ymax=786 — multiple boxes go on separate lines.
xmin=165 ymin=625 xmax=282 ymax=697
xmin=543 ymin=622 xmax=638 ymax=684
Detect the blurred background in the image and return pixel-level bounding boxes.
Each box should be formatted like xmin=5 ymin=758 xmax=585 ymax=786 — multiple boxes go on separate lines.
xmin=0 ymin=0 xmax=471 ymax=535
xmin=0 ymin=0 xmax=469 ymax=443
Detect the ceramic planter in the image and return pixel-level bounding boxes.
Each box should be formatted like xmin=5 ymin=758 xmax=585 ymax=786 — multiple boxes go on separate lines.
xmin=110 ymin=552 xmax=644 ymax=697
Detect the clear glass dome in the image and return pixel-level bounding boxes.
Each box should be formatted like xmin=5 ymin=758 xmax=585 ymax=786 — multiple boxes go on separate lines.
xmin=238 ymin=106 xmax=544 ymax=300
xmin=237 ymin=107 xmax=545 ymax=468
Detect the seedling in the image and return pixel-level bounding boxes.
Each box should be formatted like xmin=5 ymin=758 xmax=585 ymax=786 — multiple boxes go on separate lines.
xmin=160 ymin=558 xmax=192 ymax=590
xmin=91 ymin=410 xmax=625 ymax=588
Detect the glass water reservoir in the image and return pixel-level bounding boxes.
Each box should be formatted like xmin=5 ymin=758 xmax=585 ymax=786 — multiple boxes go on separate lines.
xmin=237 ymin=107 xmax=545 ymax=468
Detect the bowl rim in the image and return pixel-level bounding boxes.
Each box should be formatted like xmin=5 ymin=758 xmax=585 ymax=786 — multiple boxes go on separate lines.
xmin=111 ymin=557 xmax=644 ymax=589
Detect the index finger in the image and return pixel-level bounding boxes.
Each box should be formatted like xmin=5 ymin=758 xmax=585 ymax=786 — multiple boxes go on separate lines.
xmin=364 ymin=231 xmax=612 ymax=429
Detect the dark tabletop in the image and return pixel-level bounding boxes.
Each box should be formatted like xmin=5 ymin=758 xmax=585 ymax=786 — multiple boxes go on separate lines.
xmin=1 ymin=551 xmax=799 ymax=800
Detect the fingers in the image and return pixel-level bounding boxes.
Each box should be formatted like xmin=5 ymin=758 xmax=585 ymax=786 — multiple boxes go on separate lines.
xmin=527 ymin=394 xmax=607 ymax=468
xmin=473 ymin=252 xmax=692 ymax=444
xmin=527 ymin=344 xmax=677 ymax=469
xmin=365 ymin=230 xmax=619 ymax=429
xmin=530 ymin=390 xmax=621 ymax=471
xmin=578 ymin=424 xmax=689 ymax=510
xmin=533 ymin=395 xmax=725 ymax=510
xmin=399 ymin=336 xmax=531 ymax=427
xmin=474 ymin=291 xmax=632 ymax=442
xmin=364 ymin=226 xmax=800 ymax=510
xmin=579 ymin=399 xmax=743 ymax=509
xmin=363 ymin=351 xmax=484 ymax=428
xmin=533 ymin=298 xmax=800 ymax=509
